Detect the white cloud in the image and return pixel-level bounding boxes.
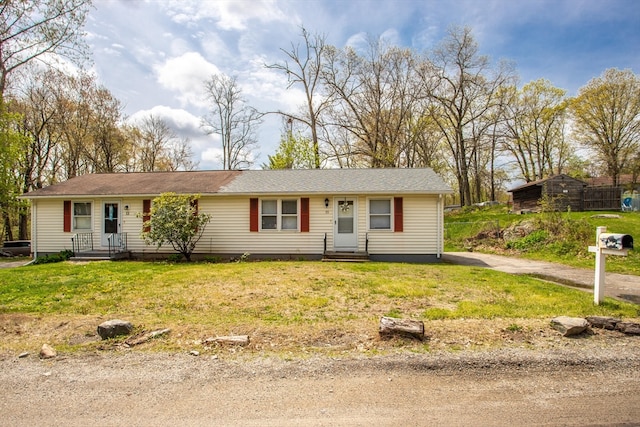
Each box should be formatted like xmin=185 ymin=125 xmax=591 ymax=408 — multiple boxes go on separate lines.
xmin=128 ymin=105 xmax=200 ymax=130
xmin=161 ymin=0 xmax=288 ymax=31
xmin=154 ymin=52 xmax=221 ymax=108
xmin=84 ymin=0 xmax=639 ymax=171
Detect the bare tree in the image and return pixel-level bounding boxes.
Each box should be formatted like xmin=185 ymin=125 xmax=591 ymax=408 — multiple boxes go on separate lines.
xmin=166 ymin=136 xmax=198 ymax=171
xmin=425 ymin=26 xmax=515 ymax=206
xmin=132 ymin=114 xmax=176 ymax=172
xmin=0 ymin=0 xmax=93 ymax=97
xmin=321 ymin=38 xmax=423 ymax=167
xmin=201 ymin=74 xmax=262 ymax=170
xmin=267 ymin=27 xmax=330 ymax=168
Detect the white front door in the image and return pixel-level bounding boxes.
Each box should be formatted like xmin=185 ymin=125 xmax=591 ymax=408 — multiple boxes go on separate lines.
xmin=334 ymin=197 xmax=357 ymax=250
xmin=101 ymin=201 xmax=121 ymax=247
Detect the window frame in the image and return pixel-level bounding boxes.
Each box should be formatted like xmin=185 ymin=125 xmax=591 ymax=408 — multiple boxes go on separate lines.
xmin=260 ymin=198 xmax=300 ymax=231
xmin=367 ymin=198 xmax=392 ymax=231
xmin=72 ymin=201 xmax=93 ymax=231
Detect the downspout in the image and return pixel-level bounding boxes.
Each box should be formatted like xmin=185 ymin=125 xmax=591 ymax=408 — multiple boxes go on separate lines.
xmin=28 ymin=200 xmax=37 ymax=264
xmin=437 ymin=194 xmax=442 ymax=259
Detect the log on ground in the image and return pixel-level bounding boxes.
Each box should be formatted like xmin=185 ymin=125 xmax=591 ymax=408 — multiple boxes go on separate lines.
xmin=204 ymin=335 xmax=250 ymax=346
xmin=379 ymin=316 xmax=425 ymax=340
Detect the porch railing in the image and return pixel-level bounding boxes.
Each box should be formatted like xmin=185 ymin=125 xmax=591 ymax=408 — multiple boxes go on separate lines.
xmin=72 ymin=233 xmax=93 ymax=254
xmin=108 ymin=233 xmax=128 ymax=257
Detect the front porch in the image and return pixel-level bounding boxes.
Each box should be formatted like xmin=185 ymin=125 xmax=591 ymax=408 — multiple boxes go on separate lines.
xmin=70 ymin=232 xmax=129 ymax=261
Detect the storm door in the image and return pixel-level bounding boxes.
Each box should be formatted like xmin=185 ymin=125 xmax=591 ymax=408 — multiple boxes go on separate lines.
xmin=333 ymin=198 xmax=357 ymax=250
xmin=101 ymin=202 xmax=121 ymax=247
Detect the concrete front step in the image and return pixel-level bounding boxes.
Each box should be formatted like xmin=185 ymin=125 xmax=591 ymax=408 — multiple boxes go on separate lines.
xmin=322 ymin=251 xmax=370 ymax=262
xmin=70 ymin=251 xmax=130 ymax=261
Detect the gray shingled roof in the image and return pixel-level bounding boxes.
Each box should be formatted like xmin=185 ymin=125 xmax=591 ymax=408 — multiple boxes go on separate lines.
xmin=220 ymin=169 xmax=452 ymax=194
xmin=23 ymin=169 xmax=452 ymax=198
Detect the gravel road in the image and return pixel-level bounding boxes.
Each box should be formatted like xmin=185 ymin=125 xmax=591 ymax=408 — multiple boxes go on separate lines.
xmin=2 ymin=338 xmax=640 ymax=426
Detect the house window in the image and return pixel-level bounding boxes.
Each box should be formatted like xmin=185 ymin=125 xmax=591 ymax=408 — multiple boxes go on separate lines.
xmin=73 ymin=202 xmax=92 ymax=230
xmin=261 ymin=200 xmax=278 ymax=229
xmin=281 ymin=200 xmax=298 ymax=230
xmin=261 ymin=199 xmax=298 ymax=230
xmin=369 ymin=199 xmax=391 ymax=230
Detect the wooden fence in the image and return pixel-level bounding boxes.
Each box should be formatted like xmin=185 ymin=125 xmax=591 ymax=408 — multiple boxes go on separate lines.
xmin=583 ymin=187 xmax=622 ymax=211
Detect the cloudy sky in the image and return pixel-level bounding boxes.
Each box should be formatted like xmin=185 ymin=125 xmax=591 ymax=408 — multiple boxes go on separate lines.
xmin=85 ymin=0 xmax=640 ymax=170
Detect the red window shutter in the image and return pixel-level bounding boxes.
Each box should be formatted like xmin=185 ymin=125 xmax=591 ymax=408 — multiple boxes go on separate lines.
xmin=63 ymin=200 xmax=72 ymax=232
xmin=143 ymin=199 xmax=151 ymax=232
xmin=249 ymin=198 xmax=259 ymax=232
xmin=300 ymin=198 xmax=310 ymax=232
xmin=394 ymin=197 xmax=403 ymax=232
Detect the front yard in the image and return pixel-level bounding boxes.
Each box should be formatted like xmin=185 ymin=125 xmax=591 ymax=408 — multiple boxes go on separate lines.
xmin=1 ymin=260 xmax=637 ymax=358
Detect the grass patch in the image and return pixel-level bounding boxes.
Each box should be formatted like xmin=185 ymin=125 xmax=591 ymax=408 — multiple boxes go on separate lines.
xmin=0 ymin=260 xmax=637 ymax=357
xmin=445 ymin=206 xmax=640 ymax=275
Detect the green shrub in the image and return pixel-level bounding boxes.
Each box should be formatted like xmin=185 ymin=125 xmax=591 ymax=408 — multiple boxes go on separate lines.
xmin=32 ymin=250 xmax=73 ymax=264
xmin=506 ymin=230 xmax=549 ymax=251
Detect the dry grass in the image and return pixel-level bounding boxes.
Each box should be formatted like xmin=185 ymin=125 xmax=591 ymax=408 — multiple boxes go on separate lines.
xmin=0 ymin=260 xmax=638 ymax=359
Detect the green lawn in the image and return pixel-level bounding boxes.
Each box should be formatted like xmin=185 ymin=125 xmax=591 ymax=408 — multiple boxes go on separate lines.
xmin=0 ymin=260 xmax=637 ymax=356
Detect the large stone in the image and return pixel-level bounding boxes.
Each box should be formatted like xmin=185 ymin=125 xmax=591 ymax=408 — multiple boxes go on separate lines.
xmin=39 ymin=344 xmax=57 ymax=359
xmin=551 ymin=316 xmax=589 ymax=337
xmin=616 ymin=322 xmax=640 ymax=336
xmin=97 ymin=319 xmax=133 ymax=340
xmin=586 ymin=316 xmax=621 ymax=330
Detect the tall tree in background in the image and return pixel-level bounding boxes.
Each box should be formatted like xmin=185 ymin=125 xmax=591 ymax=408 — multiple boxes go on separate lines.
xmin=502 ymin=79 xmax=570 ymax=182
xmin=0 ymin=0 xmax=93 ymax=97
xmin=426 ymin=26 xmax=515 ymax=206
xmin=13 ymin=69 xmax=62 ymax=191
xmin=267 ymin=27 xmax=328 ymax=168
xmin=130 ymin=114 xmax=197 ymax=172
xmin=85 ymin=85 xmax=127 ymax=173
xmin=321 ymin=39 xmax=422 ymax=167
xmin=264 ymin=118 xmax=316 ymax=169
xmin=0 ymin=104 xmax=26 ymax=240
xmin=201 ymin=74 xmax=262 ymax=170
xmin=571 ymin=68 xmax=640 ymax=186
xmin=0 ymin=0 xmax=92 ymax=240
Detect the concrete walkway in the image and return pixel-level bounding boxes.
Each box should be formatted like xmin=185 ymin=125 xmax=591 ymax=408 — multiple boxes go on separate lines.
xmin=442 ymin=252 xmax=640 ymax=304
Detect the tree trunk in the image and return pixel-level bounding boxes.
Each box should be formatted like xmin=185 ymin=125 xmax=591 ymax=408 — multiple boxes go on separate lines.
xmin=18 ymin=212 xmax=28 ymax=240
xmin=3 ymin=211 xmax=13 ymax=241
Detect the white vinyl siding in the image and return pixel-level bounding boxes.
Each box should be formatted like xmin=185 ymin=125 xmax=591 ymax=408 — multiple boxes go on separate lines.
xmin=31 ymin=194 xmax=443 ymax=258
xmin=365 ymin=195 xmax=440 ymax=255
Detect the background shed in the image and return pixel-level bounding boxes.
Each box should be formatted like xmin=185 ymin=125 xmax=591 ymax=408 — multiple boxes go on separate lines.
xmin=509 ymin=175 xmax=587 ymax=212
